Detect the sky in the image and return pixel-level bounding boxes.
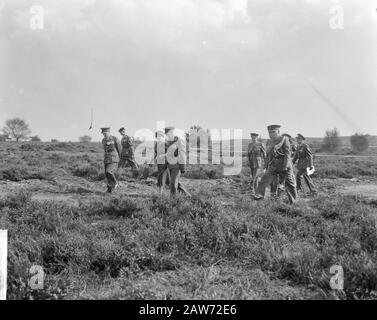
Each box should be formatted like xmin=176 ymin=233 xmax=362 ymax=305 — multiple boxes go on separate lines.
xmin=0 ymin=0 xmax=376 ymax=141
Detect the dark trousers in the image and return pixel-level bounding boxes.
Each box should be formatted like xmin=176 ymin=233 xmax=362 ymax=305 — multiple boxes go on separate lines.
xmin=250 ymin=167 xmax=263 ymax=192
xmin=271 ymin=173 xmax=293 ymax=196
xmin=118 ymin=156 xmax=138 ymax=170
xmin=166 ymin=166 xmax=190 ymax=196
xmin=296 ymin=168 xmax=316 ymax=193
xmin=157 ymin=164 xmax=169 ymax=187
xmin=105 ymin=162 xmax=118 ymax=189
xmin=256 ymin=167 xmax=297 ymax=204
xmin=168 ymin=166 xmax=181 ymax=195
xmin=270 ymin=175 xmax=279 ymax=195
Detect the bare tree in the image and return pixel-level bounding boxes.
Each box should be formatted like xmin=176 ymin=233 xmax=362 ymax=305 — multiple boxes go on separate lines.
xmin=2 ymin=118 xmax=31 ymax=142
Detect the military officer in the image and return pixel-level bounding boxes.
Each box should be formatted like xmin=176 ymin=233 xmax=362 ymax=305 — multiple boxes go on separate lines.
xmin=101 ymin=127 xmax=121 ymax=193
xmin=273 ymin=133 xmax=297 ymax=195
xmin=165 ymin=126 xmax=190 ymax=196
xmin=254 ymin=125 xmax=297 ymax=204
xmin=292 ymin=134 xmax=317 ymax=194
xmin=117 ymin=127 xmax=139 ymax=175
xmin=153 ymin=130 xmax=169 ymax=194
xmin=282 ymin=133 xmax=297 ymax=156
xmin=247 ymin=133 xmax=266 ymax=193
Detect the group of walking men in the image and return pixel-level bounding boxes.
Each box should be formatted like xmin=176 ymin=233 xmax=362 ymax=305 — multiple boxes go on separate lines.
xmin=248 ymin=124 xmax=317 ymax=204
xmin=100 ymin=126 xmax=189 ymax=196
xmin=100 ymin=124 xmax=317 ymax=203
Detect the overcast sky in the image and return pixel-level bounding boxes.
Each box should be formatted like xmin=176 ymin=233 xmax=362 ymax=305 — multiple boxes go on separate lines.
xmin=0 ymin=0 xmax=376 ymax=141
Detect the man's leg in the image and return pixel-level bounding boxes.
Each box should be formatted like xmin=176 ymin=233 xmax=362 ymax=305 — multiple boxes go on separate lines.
xmin=123 ymin=158 xmax=139 ymax=178
xmin=116 ymin=158 xmax=125 ymax=174
xmin=303 ymin=172 xmax=317 ymax=193
xmin=129 ymin=157 xmax=139 ymax=176
xmin=270 ymin=175 xmax=278 ymax=195
xmin=252 ymin=168 xmax=263 ymax=193
xmin=156 ymin=165 xmax=165 ymax=187
xmin=283 ymin=169 xmax=297 ymax=204
xmin=250 ymin=167 xmax=257 ymax=192
xmin=178 ymin=183 xmax=191 ymax=196
xmin=105 ymin=163 xmax=118 ymax=191
xmin=156 ymin=165 xmax=167 ymax=193
xmin=255 ymin=167 xmax=277 ymax=199
xmin=169 ymin=167 xmax=181 ymax=196
xmin=296 ymin=169 xmax=304 ymax=191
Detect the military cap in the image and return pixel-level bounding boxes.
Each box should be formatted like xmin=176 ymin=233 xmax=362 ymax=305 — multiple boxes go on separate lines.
xmin=164 ymin=126 xmax=175 ymax=134
xmin=250 ymin=133 xmax=259 ymax=137
xmin=297 ymin=133 xmax=305 ymax=140
xmin=100 ymin=127 xmax=110 ymax=133
xmin=282 ymin=133 xmax=291 ymax=139
xmin=118 ymin=127 xmax=125 ymax=133
xmin=267 ymin=125 xmax=281 ymax=131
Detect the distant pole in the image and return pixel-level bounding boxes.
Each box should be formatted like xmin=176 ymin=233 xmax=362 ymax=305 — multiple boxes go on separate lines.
xmin=0 ymin=230 xmax=7 ymax=300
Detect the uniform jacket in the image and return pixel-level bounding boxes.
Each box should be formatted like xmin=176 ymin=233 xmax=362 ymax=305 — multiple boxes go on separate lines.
xmin=165 ymin=136 xmax=186 ymax=170
xmin=154 ymin=140 xmax=167 ymax=166
xmin=247 ymin=141 xmax=266 ymax=169
xmin=266 ymin=136 xmax=292 ymax=172
xmin=102 ymin=136 xmax=121 ymax=164
xmin=293 ymin=143 xmax=313 ymax=170
xmin=120 ymin=135 xmax=134 ymax=158
xmin=290 ymin=140 xmax=297 ymax=156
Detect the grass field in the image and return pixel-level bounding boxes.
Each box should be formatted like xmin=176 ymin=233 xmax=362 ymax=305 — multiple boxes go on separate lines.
xmin=1 ymin=141 xmax=377 ymax=300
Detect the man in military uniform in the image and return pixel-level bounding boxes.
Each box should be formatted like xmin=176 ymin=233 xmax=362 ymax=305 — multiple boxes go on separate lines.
xmin=117 ymin=127 xmax=138 ymax=175
xmin=153 ymin=130 xmax=169 ymax=194
xmin=254 ymin=125 xmax=297 ymax=204
xmin=293 ymin=134 xmax=317 ymax=194
xmin=272 ymin=133 xmax=297 ymax=195
xmin=247 ymin=133 xmax=266 ymax=193
xmin=101 ymin=127 xmax=121 ymax=193
xmin=165 ymin=126 xmax=191 ymax=196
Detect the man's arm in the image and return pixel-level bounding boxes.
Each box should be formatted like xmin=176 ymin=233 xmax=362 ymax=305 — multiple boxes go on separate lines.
xmin=304 ymin=144 xmax=314 ymax=168
xmin=128 ymin=136 xmax=134 ymax=146
xmin=282 ymin=137 xmax=291 ymax=170
xmin=247 ymin=143 xmax=252 ymax=157
xmin=246 ymin=143 xmax=253 ymax=166
xmin=177 ymin=138 xmax=186 ymax=172
xmin=292 ymin=148 xmax=298 ymax=164
xmin=114 ymin=137 xmax=121 ymax=157
xmin=260 ymin=143 xmax=267 ymax=165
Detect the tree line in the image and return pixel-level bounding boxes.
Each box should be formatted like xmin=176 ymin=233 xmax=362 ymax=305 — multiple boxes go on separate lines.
xmin=0 ymin=118 xmax=371 ymax=154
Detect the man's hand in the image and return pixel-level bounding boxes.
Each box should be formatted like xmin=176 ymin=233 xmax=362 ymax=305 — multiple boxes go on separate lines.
xmin=179 ymin=164 xmax=185 ymax=173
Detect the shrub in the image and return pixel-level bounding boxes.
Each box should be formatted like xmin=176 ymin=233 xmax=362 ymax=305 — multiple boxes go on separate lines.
xmin=30 ymin=135 xmax=42 ymax=142
xmin=78 ymin=135 xmax=92 ymax=143
xmin=350 ymin=134 xmax=369 ymax=153
xmin=322 ymin=128 xmax=341 ymax=153
xmin=72 ymin=164 xmax=101 ymax=180
xmin=0 ymin=190 xmax=32 ymax=209
xmin=103 ymin=197 xmax=143 ymax=218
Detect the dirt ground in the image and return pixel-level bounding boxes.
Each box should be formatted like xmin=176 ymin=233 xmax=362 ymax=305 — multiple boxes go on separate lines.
xmin=1 ymin=170 xmax=376 ymax=209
